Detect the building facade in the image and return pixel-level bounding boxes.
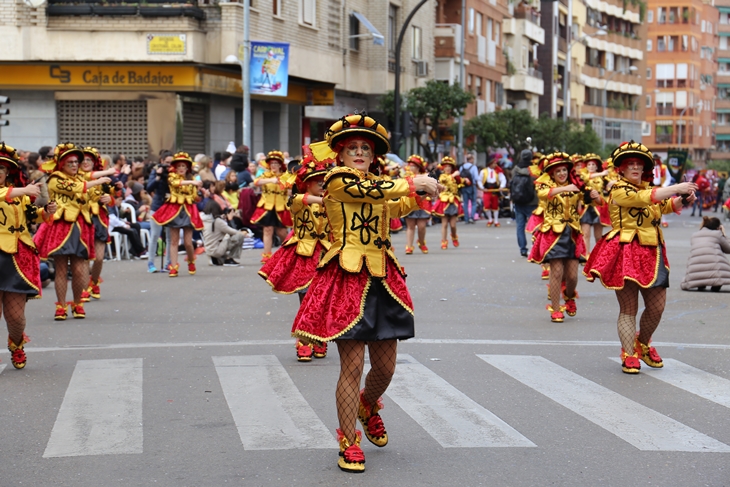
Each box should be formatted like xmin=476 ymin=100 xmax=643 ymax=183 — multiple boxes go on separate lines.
xmin=644 ymin=0 xmax=717 ymax=164
xmin=0 ymin=0 xmax=434 ymax=158
xmin=712 ymin=0 xmax=730 ymax=160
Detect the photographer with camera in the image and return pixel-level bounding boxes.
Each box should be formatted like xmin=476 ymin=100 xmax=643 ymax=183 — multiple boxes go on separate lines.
xmin=201 ymin=199 xmax=248 ymax=266
xmin=145 ymin=151 xmax=173 ymax=273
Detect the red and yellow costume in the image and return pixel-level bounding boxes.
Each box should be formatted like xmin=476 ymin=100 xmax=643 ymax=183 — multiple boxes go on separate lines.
xmin=528 ymin=156 xmax=587 ymax=264
xmin=34 ymin=145 xmax=96 ymax=260
xmin=526 ymin=155 xmax=547 ymax=233
xmin=431 ymin=159 xmax=464 ymax=218
xmin=1 ymin=146 xmax=52 ymax=297
xmin=404 ymin=155 xmax=432 ymax=218
xmin=584 ymin=177 xmax=679 ymax=289
xmin=81 ymin=148 xmax=112 ymax=244
xmin=151 ymin=153 xmax=203 ymax=230
xmin=259 ymin=160 xmax=330 ymax=294
xmin=579 ymin=154 xmax=611 ymax=227
xmin=251 ymin=151 xmax=294 ymax=228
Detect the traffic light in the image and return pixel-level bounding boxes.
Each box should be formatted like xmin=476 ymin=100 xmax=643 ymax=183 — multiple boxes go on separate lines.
xmin=0 ymin=95 xmax=9 ymax=127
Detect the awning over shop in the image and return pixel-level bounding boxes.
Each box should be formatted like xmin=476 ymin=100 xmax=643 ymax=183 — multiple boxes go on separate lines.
xmin=719 ymin=6 xmax=730 ymax=13
xmin=352 ymin=12 xmax=385 ymax=45
xmin=716 ymin=134 xmax=730 ymax=141
xmin=0 ymin=63 xmax=335 ymax=106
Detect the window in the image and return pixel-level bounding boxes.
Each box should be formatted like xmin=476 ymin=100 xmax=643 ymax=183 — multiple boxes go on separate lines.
xmin=488 ymin=18 xmax=494 ymax=40
xmin=682 ymin=7 xmax=690 ymax=23
xmin=655 ymin=123 xmax=674 ymax=144
xmin=476 ymin=76 xmax=482 ymax=97
xmin=300 ymin=0 xmax=316 ymax=26
xmin=647 ymin=67 xmax=652 ymax=79
xmin=691 ymin=36 xmax=698 ymax=52
xmin=468 ymin=74 xmax=473 ymax=93
xmin=495 ymin=22 xmax=500 ymax=44
xmin=349 ymin=14 xmax=360 ymax=50
xmin=411 ymin=26 xmax=422 ymax=59
xmin=721 ymin=36 xmax=728 ymax=49
xmin=522 ymin=45 xmax=528 ymax=69
xmin=646 ymin=94 xmax=652 ymax=107
xmin=647 ymin=39 xmax=652 ymax=51
xmin=668 ymin=36 xmax=677 ymax=52
xmin=476 ymin=13 xmax=483 ymax=36
xmin=647 ymin=10 xmax=654 ymax=23
xmin=273 ymin=0 xmax=281 ymax=16
xmin=669 ymin=7 xmax=677 ymax=23
xmin=605 ymin=52 xmax=615 ymax=71
xmin=605 ymin=121 xmax=621 ymax=141
xmin=657 ymin=36 xmax=665 ymax=52
xmin=722 ymin=12 xmax=729 ymax=25
xmin=721 ymin=62 xmax=729 ymax=73
xmin=719 ymin=113 xmax=727 ymax=126
xmin=469 ymin=8 xmax=475 ymax=33
xmin=388 ymin=4 xmax=398 ymax=57
xmin=658 ymin=7 xmax=665 ymax=23
xmin=701 ymin=20 xmax=706 ymax=32
xmin=656 ymin=91 xmax=674 ymax=115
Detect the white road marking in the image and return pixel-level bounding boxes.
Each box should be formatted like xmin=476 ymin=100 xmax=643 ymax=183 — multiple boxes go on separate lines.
xmin=382 ymin=354 xmax=535 ymax=448
xmin=43 ymin=358 xmax=143 ymax=458
xmin=213 ymin=355 xmax=334 ymax=450
xmin=478 ymin=355 xmax=730 ymax=452
xmin=609 ymin=358 xmax=730 ymax=409
xmin=0 ymin=364 xmax=6 ymax=375
xmin=13 ymin=339 xmax=730 ymax=354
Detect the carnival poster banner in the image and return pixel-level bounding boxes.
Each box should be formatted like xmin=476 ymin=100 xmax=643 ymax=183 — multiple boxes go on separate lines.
xmin=250 ymin=42 xmax=289 ymax=97
xmin=666 ymin=149 xmax=689 ymax=182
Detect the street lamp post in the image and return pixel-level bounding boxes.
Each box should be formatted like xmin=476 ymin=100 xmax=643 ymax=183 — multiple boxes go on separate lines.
xmin=224 ymin=0 xmax=251 ymax=149
xmin=393 ymin=0 xmax=430 ymax=156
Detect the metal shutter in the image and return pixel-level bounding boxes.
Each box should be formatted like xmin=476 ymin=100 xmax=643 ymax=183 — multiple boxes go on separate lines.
xmin=182 ymin=102 xmax=207 ymax=155
xmin=57 ymin=100 xmax=148 ymax=158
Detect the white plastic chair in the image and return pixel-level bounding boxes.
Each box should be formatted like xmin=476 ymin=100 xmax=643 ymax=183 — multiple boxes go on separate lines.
xmin=121 ymin=201 xmax=151 ymax=249
xmin=106 ymin=232 xmax=129 ymax=261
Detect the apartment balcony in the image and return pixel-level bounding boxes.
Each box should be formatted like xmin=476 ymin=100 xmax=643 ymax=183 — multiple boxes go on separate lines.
xmin=46 ymin=0 xmax=205 ymax=19
xmin=582 ymin=104 xmax=639 ymax=121
xmin=655 ymin=107 xmax=699 ymax=117
xmin=502 ymin=68 xmax=544 ymax=95
xmin=503 ymin=17 xmax=545 ymax=45
xmin=435 ymin=24 xmax=463 ymax=58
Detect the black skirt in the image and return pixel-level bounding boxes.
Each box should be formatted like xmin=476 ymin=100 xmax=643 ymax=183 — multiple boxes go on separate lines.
xmin=165 ymin=210 xmax=193 ymax=229
xmin=52 ymin=223 xmax=90 ymax=259
xmin=652 ymin=245 xmax=670 ymax=288
xmin=257 ymin=209 xmax=286 ymax=228
xmin=0 ymin=250 xmax=39 ymax=296
xmin=580 ymin=206 xmax=601 ymax=225
xmin=544 ymin=228 xmax=577 ymax=261
xmin=406 ymin=209 xmax=431 ymax=220
xmin=92 ymin=215 xmax=109 ymax=242
xmin=337 ymin=277 xmax=415 ymax=342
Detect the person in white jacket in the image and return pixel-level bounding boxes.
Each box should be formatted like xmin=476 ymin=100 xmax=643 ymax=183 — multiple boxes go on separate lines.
xmin=477 ymin=157 xmax=507 ymax=227
xmin=201 ymin=200 xmax=248 ymax=266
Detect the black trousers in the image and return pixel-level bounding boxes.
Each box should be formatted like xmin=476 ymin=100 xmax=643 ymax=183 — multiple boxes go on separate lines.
xmin=113 ymin=223 xmax=146 ymax=256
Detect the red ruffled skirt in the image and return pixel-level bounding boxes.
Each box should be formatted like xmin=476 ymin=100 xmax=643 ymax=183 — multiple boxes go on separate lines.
xmin=526 ymin=213 xmax=544 ymax=233
xmin=34 ymin=220 xmax=95 ymax=260
xmin=584 ymin=236 xmax=668 ymax=289
xmin=596 ymin=203 xmax=611 ymax=227
xmin=528 ymin=228 xmax=586 ymax=264
xmin=152 ymin=202 xmax=203 ymax=230
xmin=259 ymin=241 xmax=325 ymax=294
xmin=390 ymin=218 xmax=403 ymax=232
xmin=432 ymin=200 xmax=464 ymax=217
xmin=0 ymin=243 xmax=41 ymax=296
xmin=251 ymin=207 xmax=293 ymax=228
xmin=291 ymin=258 xmax=414 ymax=342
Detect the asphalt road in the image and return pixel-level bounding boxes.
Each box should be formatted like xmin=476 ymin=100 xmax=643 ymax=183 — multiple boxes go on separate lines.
xmin=1 ymin=210 xmax=729 ymax=487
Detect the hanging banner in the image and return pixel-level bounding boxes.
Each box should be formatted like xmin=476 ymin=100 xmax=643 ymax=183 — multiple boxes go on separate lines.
xmin=250 ymin=42 xmax=289 ymax=97
xmin=666 ymin=149 xmax=689 ymax=182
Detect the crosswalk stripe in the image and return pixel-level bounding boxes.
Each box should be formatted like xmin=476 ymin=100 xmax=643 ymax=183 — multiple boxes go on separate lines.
xmin=43 ymin=358 xmax=144 ymax=458
xmin=382 ymin=354 xmax=536 ymax=448
xmin=609 ymin=358 xmax=730 ymax=409
xmin=0 ymin=364 xmax=6 ymax=375
xmin=213 ymin=355 xmax=335 ymax=450
xmin=478 ymin=355 xmax=730 ymax=452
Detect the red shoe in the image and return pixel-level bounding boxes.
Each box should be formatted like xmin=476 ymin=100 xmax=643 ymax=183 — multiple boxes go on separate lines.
xmin=312 ymin=341 xmax=327 ymax=358
xmin=54 ymin=302 xmax=68 ymax=321
xmin=564 ymin=297 xmax=577 ymax=317
xmin=486 ymin=221 xmax=493 ymax=227
xmin=260 ymin=252 xmax=272 ymax=263
xmin=418 ymin=241 xmax=429 ymax=254
xmin=547 ymin=305 xmax=564 ymax=323
xmin=452 ymin=236 xmax=459 ymax=247
xmin=80 ymin=289 xmax=91 ymax=303
xmin=405 ymin=245 xmax=414 ymax=255
xmin=541 ymin=268 xmax=550 ymax=280
xmin=441 ymin=240 xmax=448 ymax=250
xmin=358 ymin=391 xmax=388 ymax=447
xmin=71 ymin=302 xmax=85 ymax=319
xmin=296 ymin=341 xmax=312 ymax=362
xmin=635 ymin=337 xmax=663 ymax=368
xmin=337 ymin=429 xmax=365 ymax=473
xmin=494 ymin=222 xmax=501 ymax=228
xmin=89 ymin=281 xmax=101 ymax=299
xmin=8 ymin=334 xmax=30 ymax=369
xmin=169 ymin=264 xmax=179 ymax=278
xmin=187 ymin=259 xmax=196 ymax=275
xmin=621 ymin=349 xmax=641 ymax=374
xmin=661 ymin=221 xmax=668 ymax=228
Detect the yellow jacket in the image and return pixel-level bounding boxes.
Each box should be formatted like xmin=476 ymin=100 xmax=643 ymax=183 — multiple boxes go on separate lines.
xmin=0 ymin=188 xmax=51 ymax=253
xmin=580 ymin=168 xmax=606 ymax=207
xmin=535 ymin=173 xmax=581 ymax=233
xmin=437 ymin=173 xmax=462 ymax=204
xmin=255 ymin=171 xmax=289 ymax=212
xmin=79 ymin=170 xmax=111 ymax=219
xmin=606 ymin=178 xmax=677 ymax=246
xmin=166 ymin=173 xmax=199 ymax=205
xmin=319 ymin=166 xmax=419 ymax=276
xmin=286 ymin=194 xmax=331 ymax=256
xmin=48 ymin=171 xmax=89 ymax=223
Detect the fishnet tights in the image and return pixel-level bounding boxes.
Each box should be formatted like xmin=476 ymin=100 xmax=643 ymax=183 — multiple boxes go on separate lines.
xmin=0 ymin=291 xmax=27 ymax=346
xmin=548 ymin=258 xmax=578 ymax=309
xmin=615 ymin=282 xmax=666 ymax=354
xmin=336 ymin=340 xmax=398 ymax=444
xmin=90 ymin=240 xmax=106 ymax=283
xmin=54 ymin=256 xmax=89 ymax=304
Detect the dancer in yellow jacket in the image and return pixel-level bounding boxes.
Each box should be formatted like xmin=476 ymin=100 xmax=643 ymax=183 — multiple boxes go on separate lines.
xmin=251 ymin=151 xmax=293 ymax=263
xmin=432 ymin=156 xmax=464 ymax=249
